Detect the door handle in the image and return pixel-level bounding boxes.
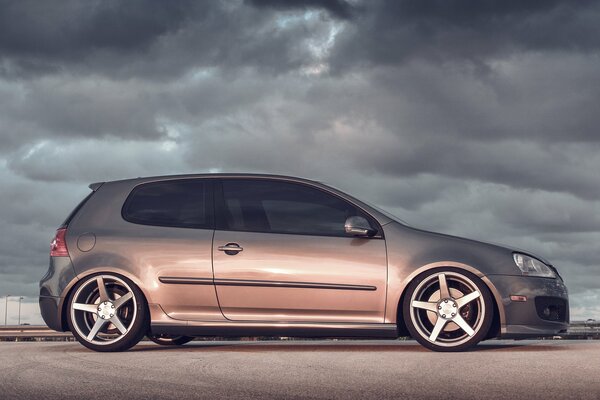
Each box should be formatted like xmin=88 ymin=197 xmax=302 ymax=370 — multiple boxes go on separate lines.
xmin=218 ymin=243 xmax=243 ymax=255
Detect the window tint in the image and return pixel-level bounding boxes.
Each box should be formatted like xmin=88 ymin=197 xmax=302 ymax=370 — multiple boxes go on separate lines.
xmin=123 ymin=180 xmax=212 ymax=229
xmin=220 ymin=179 xmax=370 ymax=237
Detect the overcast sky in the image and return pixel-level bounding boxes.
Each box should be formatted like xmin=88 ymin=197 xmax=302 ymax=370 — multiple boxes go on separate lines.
xmin=1 ymin=0 xmax=599 ymax=325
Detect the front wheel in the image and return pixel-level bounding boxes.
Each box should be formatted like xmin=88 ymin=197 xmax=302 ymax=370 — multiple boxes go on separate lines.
xmin=67 ymin=274 xmax=148 ymax=352
xmin=403 ymin=268 xmax=493 ymax=352
xmin=148 ymin=334 xmax=194 ymax=346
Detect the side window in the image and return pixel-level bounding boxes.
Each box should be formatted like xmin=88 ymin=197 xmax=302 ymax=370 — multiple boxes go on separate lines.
xmin=123 ymin=180 xmax=213 ymax=229
xmin=220 ymin=179 xmax=371 ymax=237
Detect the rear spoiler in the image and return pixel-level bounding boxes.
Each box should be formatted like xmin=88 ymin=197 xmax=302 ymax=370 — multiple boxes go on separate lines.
xmin=88 ymin=182 xmax=105 ymax=191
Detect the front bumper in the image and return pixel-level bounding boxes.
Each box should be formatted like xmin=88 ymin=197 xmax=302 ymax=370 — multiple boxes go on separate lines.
xmin=485 ymin=274 xmax=569 ymax=338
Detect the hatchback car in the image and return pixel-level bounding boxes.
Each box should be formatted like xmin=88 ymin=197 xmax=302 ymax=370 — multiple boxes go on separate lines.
xmin=39 ymin=174 xmax=569 ymax=352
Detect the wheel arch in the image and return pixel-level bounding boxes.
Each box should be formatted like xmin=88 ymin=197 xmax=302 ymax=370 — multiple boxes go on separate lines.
xmin=59 ymin=267 xmax=152 ymax=332
xmin=392 ymin=261 xmax=505 ymax=338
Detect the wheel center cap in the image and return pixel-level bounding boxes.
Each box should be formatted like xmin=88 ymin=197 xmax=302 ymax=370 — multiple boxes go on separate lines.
xmin=437 ymin=298 xmax=458 ymax=319
xmin=97 ymin=301 xmax=116 ymax=320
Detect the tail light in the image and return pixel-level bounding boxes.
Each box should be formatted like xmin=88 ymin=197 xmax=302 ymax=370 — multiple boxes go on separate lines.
xmin=50 ymin=228 xmax=69 ymax=257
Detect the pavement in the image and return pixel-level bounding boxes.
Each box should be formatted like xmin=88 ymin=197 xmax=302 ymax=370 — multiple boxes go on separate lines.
xmin=0 ymin=340 xmax=598 ymax=400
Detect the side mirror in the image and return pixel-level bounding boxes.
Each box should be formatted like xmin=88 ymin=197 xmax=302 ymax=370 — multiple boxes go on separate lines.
xmin=344 ymin=216 xmax=377 ymax=237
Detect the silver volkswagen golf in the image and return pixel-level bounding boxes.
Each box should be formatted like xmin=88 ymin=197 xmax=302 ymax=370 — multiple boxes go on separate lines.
xmin=39 ymin=174 xmax=569 ymax=352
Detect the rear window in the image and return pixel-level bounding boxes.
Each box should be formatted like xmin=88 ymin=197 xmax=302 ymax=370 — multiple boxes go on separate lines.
xmin=122 ymin=179 xmax=213 ymax=229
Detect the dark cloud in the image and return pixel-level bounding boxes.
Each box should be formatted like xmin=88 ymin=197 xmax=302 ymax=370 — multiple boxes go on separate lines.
xmin=0 ymin=0 xmax=195 ymax=77
xmin=0 ymin=0 xmax=193 ymax=56
xmin=369 ymin=138 xmax=600 ymax=200
xmin=331 ymin=0 xmax=600 ymax=69
xmin=0 ymin=0 xmax=338 ymax=78
xmin=247 ymin=0 xmax=355 ymax=19
xmin=0 ymin=0 xmax=599 ymax=322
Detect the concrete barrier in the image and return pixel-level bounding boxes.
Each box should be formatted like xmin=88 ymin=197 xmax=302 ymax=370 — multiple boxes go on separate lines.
xmin=0 ymin=326 xmax=72 ymax=340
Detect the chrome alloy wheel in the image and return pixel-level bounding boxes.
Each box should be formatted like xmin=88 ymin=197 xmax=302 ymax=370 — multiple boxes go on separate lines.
xmin=69 ymin=275 xmax=137 ymax=346
xmin=407 ymin=270 xmax=491 ymax=350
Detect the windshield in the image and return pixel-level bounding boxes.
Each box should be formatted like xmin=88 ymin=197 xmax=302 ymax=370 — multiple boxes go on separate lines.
xmin=318 ymin=180 xmax=410 ymax=226
xmin=361 ymin=201 xmax=410 ymax=226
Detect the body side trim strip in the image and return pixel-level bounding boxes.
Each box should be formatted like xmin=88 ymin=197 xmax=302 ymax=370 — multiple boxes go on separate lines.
xmin=159 ymin=277 xmax=376 ymax=291
xmin=216 ymin=278 xmax=376 ymax=291
xmin=159 ymin=277 xmax=214 ymax=285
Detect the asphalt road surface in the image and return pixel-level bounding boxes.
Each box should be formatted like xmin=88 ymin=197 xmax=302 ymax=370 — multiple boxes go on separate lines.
xmin=1 ymin=340 xmax=598 ymax=400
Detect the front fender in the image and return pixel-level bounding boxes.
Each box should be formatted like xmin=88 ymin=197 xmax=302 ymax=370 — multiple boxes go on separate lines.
xmin=383 ymin=222 xmax=513 ymax=326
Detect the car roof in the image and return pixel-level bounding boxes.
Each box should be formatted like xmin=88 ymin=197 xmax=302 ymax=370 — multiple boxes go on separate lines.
xmin=91 ymin=173 xmax=322 ymax=189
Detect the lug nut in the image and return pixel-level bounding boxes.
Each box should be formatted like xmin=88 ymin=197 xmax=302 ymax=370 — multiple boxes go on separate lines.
xmin=442 ymin=314 xmax=446 ymax=318
xmin=453 ymin=304 xmax=457 ymax=307
xmin=111 ymin=305 xmax=115 ymax=309
xmin=451 ymin=313 xmax=456 ymax=317
xmin=438 ymin=306 xmax=442 ymax=310
xmin=444 ymin=299 xmax=448 ymax=303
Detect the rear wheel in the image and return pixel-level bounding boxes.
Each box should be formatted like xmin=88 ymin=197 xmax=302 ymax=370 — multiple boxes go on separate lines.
xmin=403 ymin=268 xmax=493 ymax=352
xmin=148 ymin=334 xmax=194 ymax=346
xmin=67 ymin=274 xmax=148 ymax=352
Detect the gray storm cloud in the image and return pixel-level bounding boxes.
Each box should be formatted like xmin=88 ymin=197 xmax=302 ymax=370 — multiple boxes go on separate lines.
xmin=0 ymin=0 xmax=599 ymax=324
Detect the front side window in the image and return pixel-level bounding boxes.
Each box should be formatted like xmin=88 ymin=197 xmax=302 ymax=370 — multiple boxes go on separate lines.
xmin=219 ymin=179 xmax=373 ymax=237
xmin=123 ymin=179 xmax=212 ymax=229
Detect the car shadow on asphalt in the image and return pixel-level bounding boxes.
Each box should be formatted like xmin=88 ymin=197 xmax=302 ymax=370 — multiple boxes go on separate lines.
xmin=49 ymin=339 xmax=571 ymax=354
xmin=475 ymin=342 xmax=567 ymax=352
xmin=118 ymin=340 xmax=569 ymax=353
xmin=128 ymin=343 xmax=432 ymax=353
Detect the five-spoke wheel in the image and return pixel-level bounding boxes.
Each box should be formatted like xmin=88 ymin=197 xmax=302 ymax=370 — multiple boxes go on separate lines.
xmin=403 ymin=269 xmax=493 ymax=352
xmin=67 ymin=274 xmax=148 ymax=352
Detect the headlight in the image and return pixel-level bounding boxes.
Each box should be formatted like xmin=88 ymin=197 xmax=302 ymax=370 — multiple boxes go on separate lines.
xmin=513 ymin=253 xmax=556 ymax=278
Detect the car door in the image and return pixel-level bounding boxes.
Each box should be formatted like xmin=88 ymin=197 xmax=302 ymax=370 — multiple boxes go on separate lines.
xmin=118 ymin=178 xmax=222 ymax=321
xmin=212 ymin=178 xmax=387 ymax=323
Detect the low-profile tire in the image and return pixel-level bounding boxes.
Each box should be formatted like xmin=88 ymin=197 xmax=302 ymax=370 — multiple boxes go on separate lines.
xmin=67 ymin=273 xmax=148 ymax=352
xmin=403 ymin=268 xmax=493 ymax=352
xmin=147 ymin=334 xmax=195 ymax=346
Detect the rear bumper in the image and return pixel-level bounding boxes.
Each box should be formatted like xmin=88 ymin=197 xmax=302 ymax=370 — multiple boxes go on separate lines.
xmin=39 ymin=256 xmax=77 ymax=332
xmin=39 ymin=295 xmax=64 ymax=332
xmin=485 ymin=274 xmax=569 ymax=338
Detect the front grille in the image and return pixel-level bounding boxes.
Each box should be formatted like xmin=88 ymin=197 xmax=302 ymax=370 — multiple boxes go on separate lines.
xmin=535 ymin=296 xmax=568 ymax=322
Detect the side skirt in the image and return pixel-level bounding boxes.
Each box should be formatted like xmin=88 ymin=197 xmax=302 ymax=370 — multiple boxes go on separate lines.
xmin=150 ymin=321 xmax=399 ymax=339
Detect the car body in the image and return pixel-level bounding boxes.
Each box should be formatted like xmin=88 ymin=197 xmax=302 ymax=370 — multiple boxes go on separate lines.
xmin=39 ymin=174 xmax=569 ymax=351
